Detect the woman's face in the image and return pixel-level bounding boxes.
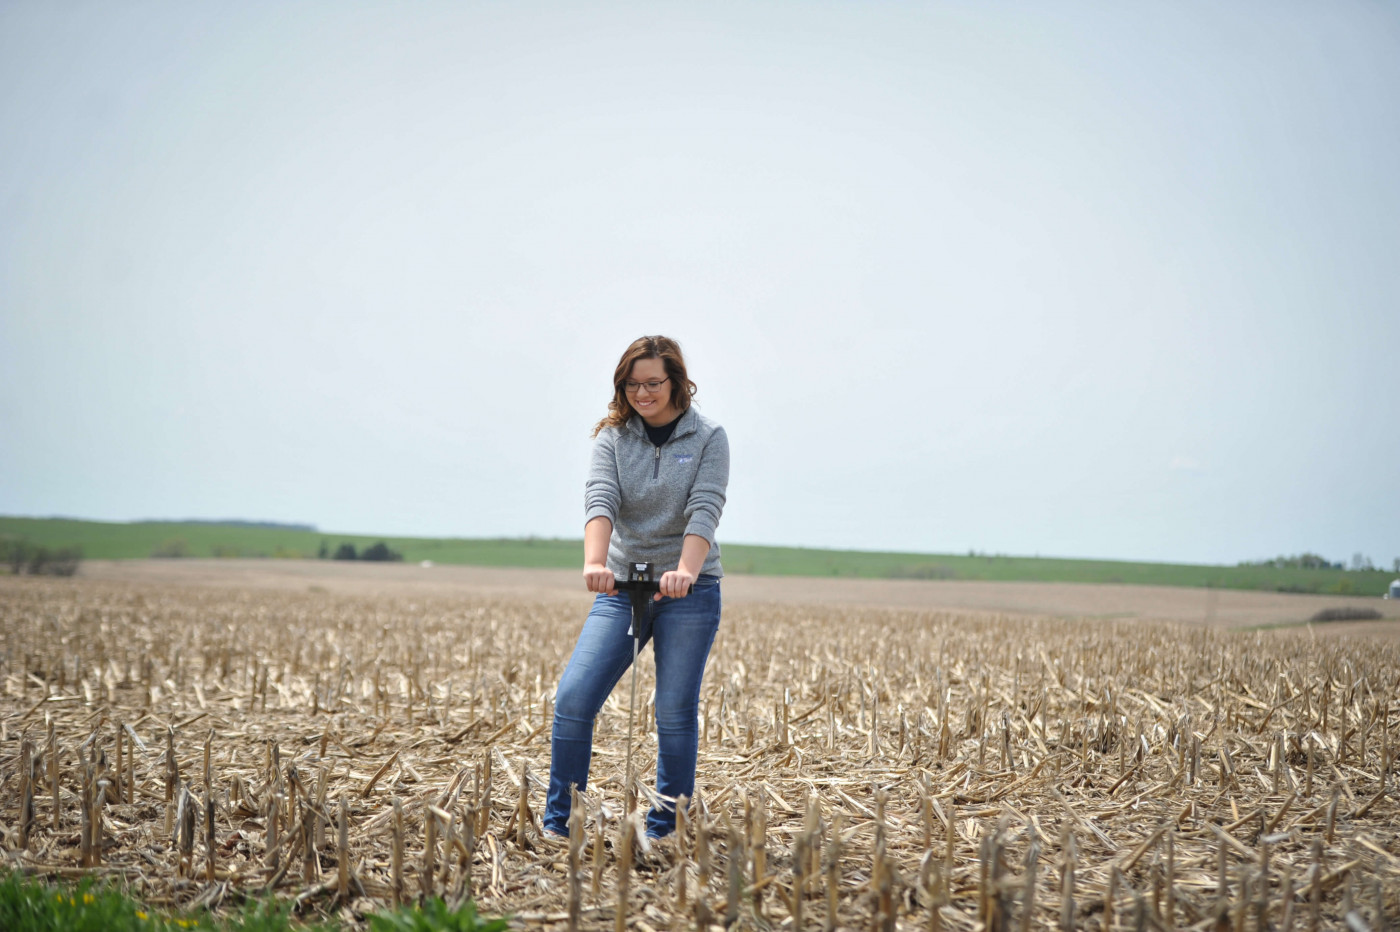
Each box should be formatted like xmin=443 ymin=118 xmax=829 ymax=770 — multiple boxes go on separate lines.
xmin=625 ymin=356 xmax=677 ymax=425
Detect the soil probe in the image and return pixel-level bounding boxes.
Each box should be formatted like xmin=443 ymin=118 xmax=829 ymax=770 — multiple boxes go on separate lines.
xmin=612 ymin=561 xmax=691 ymax=815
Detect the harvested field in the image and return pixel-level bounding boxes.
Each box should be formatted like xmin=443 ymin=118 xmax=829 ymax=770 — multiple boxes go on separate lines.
xmin=74 ymin=559 xmax=1400 ymax=633
xmin=2 ymin=570 xmax=1399 ymax=931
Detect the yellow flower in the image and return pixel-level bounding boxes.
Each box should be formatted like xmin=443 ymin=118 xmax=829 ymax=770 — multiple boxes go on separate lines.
xmin=137 ymin=910 xmax=149 ymax=920
xmin=54 ymin=893 xmax=64 ymax=902
xmin=83 ymin=893 xmax=96 ymax=904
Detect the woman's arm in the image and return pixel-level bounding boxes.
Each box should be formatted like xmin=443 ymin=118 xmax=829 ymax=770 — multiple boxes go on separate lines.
xmin=658 ymin=533 xmax=711 ymax=599
xmin=583 ymin=428 xmax=620 ymax=595
xmin=661 ymin=425 xmax=728 ymax=599
xmin=583 ymin=515 xmax=616 ymax=594
xmin=682 ymin=426 xmax=729 ymax=546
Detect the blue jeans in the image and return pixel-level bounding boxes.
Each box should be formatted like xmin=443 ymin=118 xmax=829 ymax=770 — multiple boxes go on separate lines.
xmin=544 ymin=576 xmax=721 ymax=838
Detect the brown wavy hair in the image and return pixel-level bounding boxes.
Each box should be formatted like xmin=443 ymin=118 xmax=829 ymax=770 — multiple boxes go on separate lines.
xmin=592 ymin=335 xmax=698 ymax=436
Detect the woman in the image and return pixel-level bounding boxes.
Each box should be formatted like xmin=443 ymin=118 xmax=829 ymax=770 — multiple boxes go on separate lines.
xmin=543 ymin=335 xmax=729 ymax=839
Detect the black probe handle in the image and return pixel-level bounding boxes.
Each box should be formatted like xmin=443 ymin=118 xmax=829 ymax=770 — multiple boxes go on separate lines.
xmin=613 ymin=580 xmax=695 ymax=596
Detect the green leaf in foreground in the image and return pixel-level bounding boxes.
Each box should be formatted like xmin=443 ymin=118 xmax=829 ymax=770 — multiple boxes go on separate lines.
xmin=221 ymin=895 xmax=307 ymax=932
xmin=368 ymin=899 xmax=509 ymax=932
xmin=0 ymin=873 xmax=187 ymax=932
xmin=1 ymin=872 xmax=506 ymax=932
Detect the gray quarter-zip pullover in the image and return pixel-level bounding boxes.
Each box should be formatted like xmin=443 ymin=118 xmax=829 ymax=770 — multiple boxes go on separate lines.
xmin=584 ymin=406 xmax=729 ymax=578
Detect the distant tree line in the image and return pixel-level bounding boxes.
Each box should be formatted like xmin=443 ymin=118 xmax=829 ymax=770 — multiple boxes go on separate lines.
xmin=1239 ymin=553 xmax=1344 ymax=570
xmin=143 ymin=519 xmax=317 ymax=531
xmin=319 ymin=540 xmax=404 ymax=562
xmin=1238 ymin=552 xmax=1399 ymax=573
xmin=0 ymin=538 xmax=82 ymax=576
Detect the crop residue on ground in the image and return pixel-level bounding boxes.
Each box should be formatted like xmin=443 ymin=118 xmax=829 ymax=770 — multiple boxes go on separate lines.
xmin=2 ymin=576 xmax=1398 ymax=930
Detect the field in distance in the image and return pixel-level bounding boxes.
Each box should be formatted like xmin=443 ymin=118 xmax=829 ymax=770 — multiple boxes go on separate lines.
xmin=70 ymin=559 xmax=1400 ymax=636
xmin=2 ymin=514 xmax=1395 ymax=596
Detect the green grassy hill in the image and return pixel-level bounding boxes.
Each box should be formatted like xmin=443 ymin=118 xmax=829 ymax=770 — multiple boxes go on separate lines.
xmin=1 ymin=515 xmax=1392 ymax=596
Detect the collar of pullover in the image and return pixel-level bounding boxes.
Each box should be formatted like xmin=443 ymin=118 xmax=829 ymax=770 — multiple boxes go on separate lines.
xmin=627 ymin=405 xmax=698 ymax=442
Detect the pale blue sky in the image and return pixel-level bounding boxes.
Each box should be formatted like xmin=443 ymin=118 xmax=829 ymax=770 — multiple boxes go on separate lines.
xmin=2 ymin=2 xmax=1397 ymax=567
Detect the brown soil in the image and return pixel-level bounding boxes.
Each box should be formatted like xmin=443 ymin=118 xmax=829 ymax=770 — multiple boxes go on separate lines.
xmin=77 ymin=559 xmax=1400 ymax=636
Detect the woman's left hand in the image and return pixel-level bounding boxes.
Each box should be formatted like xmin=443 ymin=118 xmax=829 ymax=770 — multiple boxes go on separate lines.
xmin=656 ymin=568 xmax=697 ymax=600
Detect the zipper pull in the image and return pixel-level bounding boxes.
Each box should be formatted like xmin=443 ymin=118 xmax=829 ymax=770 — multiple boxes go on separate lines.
xmin=653 ymin=445 xmax=661 ymax=479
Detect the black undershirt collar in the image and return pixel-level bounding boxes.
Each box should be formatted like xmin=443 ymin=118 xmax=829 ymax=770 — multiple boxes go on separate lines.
xmin=644 ymin=412 xmax=683 ymax=447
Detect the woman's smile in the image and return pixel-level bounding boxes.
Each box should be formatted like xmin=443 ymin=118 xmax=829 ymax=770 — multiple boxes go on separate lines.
xmin=626 ymin=357 xmax=677 ymax=426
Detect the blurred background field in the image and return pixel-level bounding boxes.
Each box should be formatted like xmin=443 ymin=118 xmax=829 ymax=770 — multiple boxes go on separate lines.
xmin=3 ymin=516 xmax=1393 ymax=597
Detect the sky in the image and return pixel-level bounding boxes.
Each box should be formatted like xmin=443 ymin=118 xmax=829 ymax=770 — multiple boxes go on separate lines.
xmin=2 ymin=2 xmax=1397 ymax=568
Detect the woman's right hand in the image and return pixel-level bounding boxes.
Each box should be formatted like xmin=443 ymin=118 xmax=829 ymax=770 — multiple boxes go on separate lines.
xmin=583 ymin=563 xmax=617 ymax=595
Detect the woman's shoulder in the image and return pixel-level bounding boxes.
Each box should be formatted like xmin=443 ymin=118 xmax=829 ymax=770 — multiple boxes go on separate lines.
xmin=686 ymin=409 xmax=727 ymax=445
xmin=593 ymin=418 xmax=635 ymax=441
xmin=589 ymin=424 xmax=620 ymax=452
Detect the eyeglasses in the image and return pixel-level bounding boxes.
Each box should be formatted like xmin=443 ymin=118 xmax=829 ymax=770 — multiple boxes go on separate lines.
xmin=622 ymin=377 xmax=670 ymax=394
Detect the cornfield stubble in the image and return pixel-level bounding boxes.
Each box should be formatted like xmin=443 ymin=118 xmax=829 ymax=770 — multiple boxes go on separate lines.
xmin=1 ymin=567 xmax=1398 ymax=930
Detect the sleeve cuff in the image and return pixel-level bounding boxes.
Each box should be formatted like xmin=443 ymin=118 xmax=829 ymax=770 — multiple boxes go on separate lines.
xmin=683 ymin=519 xmax=717 ymax=546
xmin=585 ymin=505 xmax=616 ymax=524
